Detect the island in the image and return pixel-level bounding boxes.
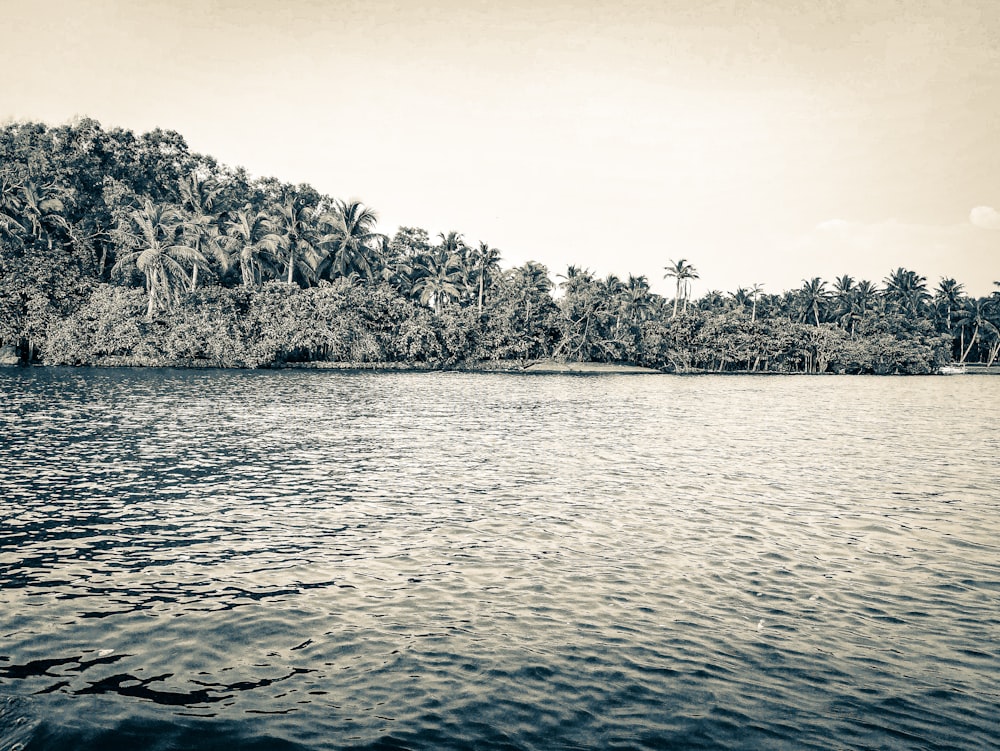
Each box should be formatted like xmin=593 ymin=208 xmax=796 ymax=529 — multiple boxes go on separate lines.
xmin=1 ymin=118 xmax=998 ymax=374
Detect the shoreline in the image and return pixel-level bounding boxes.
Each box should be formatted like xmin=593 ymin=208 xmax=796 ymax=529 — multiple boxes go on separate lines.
xmin=4 ymin=358 xmax=997 ymax=375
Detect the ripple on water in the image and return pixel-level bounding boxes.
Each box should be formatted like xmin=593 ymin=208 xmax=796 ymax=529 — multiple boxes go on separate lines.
xmin=1 ymin=369 xmax=999 ymax=750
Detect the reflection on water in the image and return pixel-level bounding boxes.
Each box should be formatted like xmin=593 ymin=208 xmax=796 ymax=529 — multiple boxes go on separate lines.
xmin=1 ymin=368 xmax=999 ymax=750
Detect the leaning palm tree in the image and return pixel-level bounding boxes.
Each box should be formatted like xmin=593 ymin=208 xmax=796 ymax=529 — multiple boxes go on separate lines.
xmin=111 ymin=199 xmax=206 ymax=319
xmin=663 ymin=259 xmax=698 ymax=317
xmin=316 ymin=199 xmax=383 ymax=280
xmin=955 ymin=298 xmax=997 ymax=363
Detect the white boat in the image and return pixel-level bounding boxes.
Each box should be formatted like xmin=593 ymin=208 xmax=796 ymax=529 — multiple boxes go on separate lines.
xmin=938 ymin=364 xmax=967 ymax=375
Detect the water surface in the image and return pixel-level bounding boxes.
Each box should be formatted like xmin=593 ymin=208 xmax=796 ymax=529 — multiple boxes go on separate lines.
xmin=1 ymin=369 xmax=998 ymax=749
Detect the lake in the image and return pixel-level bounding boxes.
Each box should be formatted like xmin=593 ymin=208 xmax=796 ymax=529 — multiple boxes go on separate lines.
xmin=1 ymin=368 xmax=998 ymax=750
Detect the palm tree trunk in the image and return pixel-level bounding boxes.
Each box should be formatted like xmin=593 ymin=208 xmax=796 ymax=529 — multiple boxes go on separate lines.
xmin=287 ymin=247 xmax=295 ymax=284
xmin=960 ymin=325 xmax=979 ymax=363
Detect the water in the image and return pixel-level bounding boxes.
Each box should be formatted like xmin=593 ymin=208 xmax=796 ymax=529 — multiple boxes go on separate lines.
xmin=1 ymin=368 xmax=998 ymax=750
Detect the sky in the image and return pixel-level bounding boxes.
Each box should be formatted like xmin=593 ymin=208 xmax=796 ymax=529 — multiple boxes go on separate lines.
xmin=2 ymin=0 xmax=998 ymax=297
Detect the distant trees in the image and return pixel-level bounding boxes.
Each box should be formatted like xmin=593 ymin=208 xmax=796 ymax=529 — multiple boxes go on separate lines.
xmin=663 ymin=258 xmax=698 ymax=317
xmin=1 ymin=118 xmax=997 ymax=372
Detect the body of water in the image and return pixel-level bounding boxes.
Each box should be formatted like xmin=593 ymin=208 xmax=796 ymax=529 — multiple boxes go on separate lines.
xmin=1 ymin=368 xmax=998 ymax=750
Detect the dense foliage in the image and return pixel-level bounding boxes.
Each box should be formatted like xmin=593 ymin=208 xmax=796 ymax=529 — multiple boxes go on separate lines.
xmin=2 ymin=118 xmax=998 ymax=373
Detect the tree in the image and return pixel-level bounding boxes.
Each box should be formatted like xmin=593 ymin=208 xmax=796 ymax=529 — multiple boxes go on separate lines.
xmin=178 ymin=171 xmax=225 ymax=289
xmin=663 ymin=258 xmax=698 ymax=318
xmin=273 ymin=194 xmax=317 ymax=285
xmin=622 ymin=274 xmax=652 ymax=324
xmin=411 ymin=250 xmax=462 ymax=314
xmin=934 ymin=277 xmax=965 ymax=334
xmin=20 ymin=180 xmax=70 ymax=249
xmin=884 ymin=267 xmax=929 ymax=318
xmin=955 ymin=298 xmax=997 ymax=363
xmin=316 ymin=199 xmax=383 ymax=281
xmin=224 ymin=207 xmax=281 ymax=288
xmin=0 ymin=171 xmax=24 ymax=241
xmin=799 ymin=277 xmax=829 ymax=326
xmin=111 ymin=199 xmax=206 ymax=319
xmin=746 ymin=283 xmax=764 ymax=323
xmin=473 ymin=241 xmax=502 ymax=314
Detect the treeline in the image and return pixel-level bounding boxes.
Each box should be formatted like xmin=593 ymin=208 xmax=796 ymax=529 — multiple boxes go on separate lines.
xmin=1 ymin=117 xmax=998 ymax=373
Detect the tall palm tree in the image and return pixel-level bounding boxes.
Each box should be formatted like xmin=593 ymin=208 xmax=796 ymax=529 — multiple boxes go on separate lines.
xmin=883 ymin=267 xmax=930 ymax=318
xmin=411 ymin=251 xmax=462 ymax=314
xmin=178 ymin=171 xmax=225 ymax=289
xmin=799 ymin=277 xmax=829 ymax=326
xmin=749 ymin=282 xmax=764 ymax=323
xmin=224 ymin=207 xmax=281 ymax=288
xmin=474 ymin=241 xmax=502 ymax=314
xmin=622 ymin=274 xmax=652 ymax=324
xmin=515 ymin=261 xmax=553 ymax=322
xmin=273 ymin=195 xmax=317 ymax=285
xmin=316 ymin=199 xmax=383 ymax=280
xmin=111 ymin=199 xmax=206 ymax=319
xmin=663 ymin=258 xmax=698 ymax=317
xmin=934 ymin=278 xmax=965 ymax=334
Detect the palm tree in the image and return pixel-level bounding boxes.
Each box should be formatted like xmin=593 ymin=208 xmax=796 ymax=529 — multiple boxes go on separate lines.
xmin=111 ymin=199 xmax=206 ymax=319
xmin=411 ymin=251 xmax=462 ymax=314
xmin=20 ymin=181 xmax=69 ymax=249
xmin=273 ymin=195 xmax=317 ymax=285
xmin=178 ymin=171 xmax=225 ymax=289
xmin=749 ymin=283 xmax=764 ymax=323
xmin=730 ymin=287 xmax=751 ymax=314
xmin=663 ymin=259 xmax=698 ymax=317
xmin=799 ymin=277 xmax=829 ymax=326
xmin=934 ymin=278 xmax=965 ymax=334
xmin=955 ymin=298 xmax=998 ymax=363
xmin=883 ymin=267 xmax=930 ymax=318
xmin=0 ymin=171 xmax=24 ymax=240
xmin=473 ymin=241 xmax=502 ymax=314
xmin=622 ymin=274 xmax=652 ymax=324
xmin=316 ymin=199 xmax=383 ymax=280
xmin=558 ymin=265 xmax=594 ymax=296
xmin=224 ymin=207 xmax=281 ymax=288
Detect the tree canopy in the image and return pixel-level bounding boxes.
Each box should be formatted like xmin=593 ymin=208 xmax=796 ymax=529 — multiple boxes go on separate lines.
xmin=1 ymin=117 xmax=998 ymax=374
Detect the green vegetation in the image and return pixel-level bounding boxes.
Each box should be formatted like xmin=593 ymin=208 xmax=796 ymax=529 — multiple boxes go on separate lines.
xmin=2 ymin=118 xmax=998 ymax=373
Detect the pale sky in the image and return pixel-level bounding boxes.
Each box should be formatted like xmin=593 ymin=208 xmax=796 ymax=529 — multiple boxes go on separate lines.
xmin=2 ymin=0 xmax=998 ymax=296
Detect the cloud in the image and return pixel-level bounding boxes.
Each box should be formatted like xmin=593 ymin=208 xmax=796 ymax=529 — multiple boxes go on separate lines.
xmin=816 ymin=218 xmax=851 ymax=232
xmin=970 ymin=206 xmax=1000 ymax=230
